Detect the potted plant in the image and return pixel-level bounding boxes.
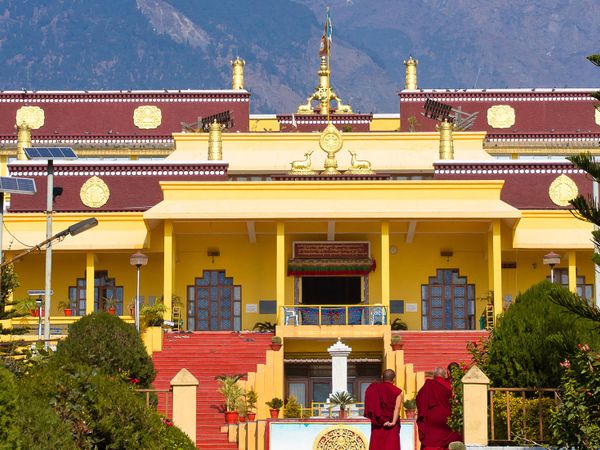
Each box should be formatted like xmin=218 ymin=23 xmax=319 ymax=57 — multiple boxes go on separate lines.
xmin=236 ymin=396 xmax=248 ymax=422
xmin=391 ymin=317 xmax=408 ymax=330
xmin=141 ymin=301 xmax=166 ymax=329
xmin=253 ymin=321 xmax=276 ymax=332
xmin=270 ymin=335 xmax=282 ymax=351
xmin=103 ymin=295 xmax=117 ymax=315
xmin=58 ymin=300 xmax=73 ymax=316
xmin=329 ymin=390 xmax=355 ymax=419
xmin=283 ymin=395 xmax=302 ymax=418
xmin=217 ymin=375 xmax=244 ymax=424
xmin=15 ymin=297 xmax=40 ymax=317
xmin=265 ymin=397 xmax=283 ymax=419
xmin=390 ymin=334 xmax=403 ymax=351
xmin=245 ymin=389 xmax=258 ymax=421
xmin=403 ymin=397 xmax=417 ymax=419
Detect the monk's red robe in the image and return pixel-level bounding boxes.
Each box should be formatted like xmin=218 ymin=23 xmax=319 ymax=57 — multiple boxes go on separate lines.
xmin=364 ymin=381 xmax=402 ymax=450
xmin=415 ymin=377 xmax=463 ymax=450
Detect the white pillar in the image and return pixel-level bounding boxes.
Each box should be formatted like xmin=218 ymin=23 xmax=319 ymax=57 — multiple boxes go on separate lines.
xmin=328 ymin=339 xmax=352 ymax=394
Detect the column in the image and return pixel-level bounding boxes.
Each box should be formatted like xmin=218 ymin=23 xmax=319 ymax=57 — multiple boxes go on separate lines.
xmin=163 ymin=220 xmax=174 ymax=321
xmin=85 ymin=252 xmax=95 ymax=315
xmin=276 ymin=222 xmax=285 ymax=322
xmin=462 ymin=366 xmax=490 ymax=446
xmin=488 ymin=220 xmax=503 ymax=318
xmin=171 ymin=368 xmax=199 ymax=444
xmin=328 ymin=339 xmax=352 ymax=395
xmin=568 ymin=251 xmax=576 ymax=293
xmin=380 ymin=222 xmax=390 ymax=313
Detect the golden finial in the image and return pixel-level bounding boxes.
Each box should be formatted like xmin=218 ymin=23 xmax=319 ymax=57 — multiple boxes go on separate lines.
xmin=231 ymin=57 xmax=245 ymax=90
xmin=403 ymin=56 xmax=418 ymax=90
xmin=16 ymin=121 xmax=32 ymax=161
xmin=437 ymin=119 xmax=454 ymax=160
xmin=320 ymin=123 xmax=343 ymax=175
xmin=208 ymin=120 xmax=223 ymax=160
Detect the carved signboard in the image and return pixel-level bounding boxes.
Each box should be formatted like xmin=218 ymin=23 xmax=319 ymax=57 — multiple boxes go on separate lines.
xmin=292 ymin=242 xmax=370 ymax=259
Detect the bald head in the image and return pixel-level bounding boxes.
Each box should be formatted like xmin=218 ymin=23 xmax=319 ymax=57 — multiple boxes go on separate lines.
xmin=434 ymin=367 xmax=447 ymax=378
xmin=382 ymin=369 xmax=396 ymax=382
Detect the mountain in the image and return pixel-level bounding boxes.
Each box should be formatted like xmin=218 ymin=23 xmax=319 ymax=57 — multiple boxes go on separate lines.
xmin=0 ymin=0 xmax=598 ymax=113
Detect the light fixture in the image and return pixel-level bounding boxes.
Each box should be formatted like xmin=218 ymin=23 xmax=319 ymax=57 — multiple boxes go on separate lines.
xmin=207 ymin=248 xmax=220 ymax=263
xmin=543 ymin=251 xmax=560 ymax=283
xmin=440 ymin=249 xmax=453 ymax=262
xmin=130 ymin=252 xmax=148 ymax=333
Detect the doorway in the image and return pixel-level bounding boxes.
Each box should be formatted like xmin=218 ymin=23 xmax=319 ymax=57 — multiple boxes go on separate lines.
xmin=301 ymin=276 xmax=362 ymax=305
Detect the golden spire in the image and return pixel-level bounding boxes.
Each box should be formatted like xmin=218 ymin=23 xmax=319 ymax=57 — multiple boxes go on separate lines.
xmin=437 ymin=119 xmax=454 ymax=160
xmin=208 ymin=120 xmax=223 ymax=160
xmin=403 ymin=56 xmax=418 ymax=90
xmin=231 ymin=57 xmax=245 ymax=90
xmin=16 ymin=122 xmax=31 ymax=161
xmin=318 ymin=56 xmax=331 ymax=116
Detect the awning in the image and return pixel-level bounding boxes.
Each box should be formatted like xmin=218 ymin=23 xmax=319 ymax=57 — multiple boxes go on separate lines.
xmin=2 ymin=214 xmax=148 ymax=251
xmin=287 ymin=258 xmax=376 ymax=276
xmin=513 ymin=212 xmax=593 ymax=249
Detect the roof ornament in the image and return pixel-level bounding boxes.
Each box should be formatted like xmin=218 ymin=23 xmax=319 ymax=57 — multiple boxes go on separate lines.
xmin=403 ymin=56 xmax=418 ymax=90
xmin=208 ymin=120 xmax=224 ymax=160
xmin=16 ymin=122 xmax=32 ymax=161
xmin=231 ymin=57 xmax=245 ymax=90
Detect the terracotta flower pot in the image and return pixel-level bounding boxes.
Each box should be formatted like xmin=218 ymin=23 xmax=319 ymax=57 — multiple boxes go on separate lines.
xmin=63 ymin=309 xmax=73 ymax=316
xmin=239 ymin=416 xmax=247 ymax=423
xmin=270 ymin=343 xmax=282 ymax=351
xmin=107 ymin=307 xmax=117 ymax=315
xmin=31 ymin=309 xmax=45 ymax=317
xmin=391 ymin=343 xmax=403 ymax=351
xmin=339 ymin=409 xmax=347 ymax=419
xmin=269 ymin=408 xmax=280 ymax=419
xmin=224 ymin=411 xmax=239 ymax=424
xmin=246 ymin=412 xmax=256 ymax=421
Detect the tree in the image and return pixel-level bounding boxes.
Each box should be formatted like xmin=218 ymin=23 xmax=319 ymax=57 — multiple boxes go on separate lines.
xmin=0 ymin=264 xmax=30 ymax=367
xmin=472 ymin=281 xmax=600 ymax=387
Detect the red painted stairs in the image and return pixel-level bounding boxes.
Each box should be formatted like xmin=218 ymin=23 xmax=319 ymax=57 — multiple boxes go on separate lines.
xmin=397 ymin=330 xmax=488 ymax=373
xmin=152 ymin=331 xmax=273 ymax=450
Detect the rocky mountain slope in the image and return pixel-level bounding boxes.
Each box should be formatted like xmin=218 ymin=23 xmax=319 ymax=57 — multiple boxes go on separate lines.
xmin=0 ymin=0 xmax=597 ymax=113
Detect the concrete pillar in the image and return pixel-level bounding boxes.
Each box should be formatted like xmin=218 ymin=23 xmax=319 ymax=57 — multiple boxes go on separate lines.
xmin=568 ymin=251 xmax=576 ymax=293
xmin=276 ymin=222 xmax=285 ymax=322
xmin=462 ymin=365 xmax=490 ymax=446
xmin=488 ymin=220 xmax=502 ymax=318
xmin=163 ymin=220 xmax=173 ymax=321
xmin=85 ymin=252 xmax=95 ymax=315
xmin=328 ymin=339 xmax=352 ymax=394
xmin=171 ymin=368 xmax=199 ymax=444
xmin=380 ymin=221 xmax=390 ymax=314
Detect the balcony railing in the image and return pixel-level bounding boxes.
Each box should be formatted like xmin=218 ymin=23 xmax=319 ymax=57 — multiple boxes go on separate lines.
xmin=281 ymin=305 xmax=387 ymax=326
xmin=307 ymin=401 xmax=365 ymax=418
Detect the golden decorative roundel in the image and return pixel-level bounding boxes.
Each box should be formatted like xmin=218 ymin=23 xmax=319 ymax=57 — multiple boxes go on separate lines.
xmin=16 ymin=106 xmax=45 ymax=129
xmin=313 ymin=425 xmax=368 ymax=450
xmin=80 ymin=176 xmax=110 ymax=208
xmin=319 ymin=123 xmax=343 ymax=154
xmin=487 ymin=105 xmax=515 ymax=129
xmin=133 ymin=105 xmax=162 ymax=129
xmin=549 ymin=174 xmax=578 ymax=207
xmin=595 ymin=106 xmax=600 ymax=126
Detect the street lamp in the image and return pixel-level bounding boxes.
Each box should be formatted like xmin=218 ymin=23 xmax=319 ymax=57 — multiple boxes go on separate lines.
xmin=130 ymin=252 xmax=148 ymax=333
xmin=543 ymin=251 xmax=561 ymax=283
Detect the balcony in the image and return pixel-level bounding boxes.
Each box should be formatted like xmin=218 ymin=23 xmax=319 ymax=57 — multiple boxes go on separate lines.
xmin=280 ymin=305 xmax=387 ymax=326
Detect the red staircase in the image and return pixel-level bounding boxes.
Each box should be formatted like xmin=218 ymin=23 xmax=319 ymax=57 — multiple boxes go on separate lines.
xmin=152 ymin=331 xmax=272 ymax=449
xmin=398 ymin=330 xmax=488 ymax=373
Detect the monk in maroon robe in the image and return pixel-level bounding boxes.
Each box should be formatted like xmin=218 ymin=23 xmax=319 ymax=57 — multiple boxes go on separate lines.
xmin=364 ymin=369 xmax=403 ymax=450
xmin=416 ymin=367 xmax=463 ymax=450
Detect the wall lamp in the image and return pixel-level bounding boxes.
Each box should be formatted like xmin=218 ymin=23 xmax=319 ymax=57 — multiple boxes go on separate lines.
xmin=207 ymin=248 xmax=220 ymax=263
xmin=440 ymin=249 xmax=453 ymax=262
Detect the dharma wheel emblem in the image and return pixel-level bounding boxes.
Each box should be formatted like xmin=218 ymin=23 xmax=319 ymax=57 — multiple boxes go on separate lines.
xmin=313 ymin=425 xmax=368 ymax=450
xmin=549 ymin=174 xmax=578 ymax=207
xmin=133 ymin=105 xmax=162 ymax=129
xmin=487 ymin=105 xmax=515 ymax=129
xmin=80 ymin=176 xmax=110 ymax=208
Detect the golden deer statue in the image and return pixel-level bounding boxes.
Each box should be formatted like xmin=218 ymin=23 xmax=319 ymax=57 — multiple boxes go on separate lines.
xmin=289 ymin=150 xmax=317 ymax=175
xmin=346 ymin=149 xmax=375 ymax=174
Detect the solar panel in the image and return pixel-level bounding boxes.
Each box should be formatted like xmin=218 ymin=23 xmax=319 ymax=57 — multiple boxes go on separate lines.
xmin=0 ymin=176 xmax=36 ymax=194
xmin=23 ymin=147 xmax=77 ymax=160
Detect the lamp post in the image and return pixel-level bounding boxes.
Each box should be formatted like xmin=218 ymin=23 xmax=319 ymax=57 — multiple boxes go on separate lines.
xmin=130 ymin=252 xmax=148 ymax=333
xmin=543 ymin=251 xmax=561 ymax=283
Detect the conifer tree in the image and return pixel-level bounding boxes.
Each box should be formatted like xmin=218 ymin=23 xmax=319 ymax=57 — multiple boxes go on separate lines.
xmin=550 ymin=52 xmax=600 ymax=323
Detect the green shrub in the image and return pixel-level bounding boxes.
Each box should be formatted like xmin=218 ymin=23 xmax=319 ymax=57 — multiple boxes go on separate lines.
xmin=0 ymin=367 xmax=19 ymax=449
xmin=549 ymin=344 xmax=600 ymax=448
xmin=472 ymin=281 xmax=600 ymax=387
xmin=55 ymin=312 xmax=155 ymax=387
xmin=18 ymin=361 xmax=194 ymax=449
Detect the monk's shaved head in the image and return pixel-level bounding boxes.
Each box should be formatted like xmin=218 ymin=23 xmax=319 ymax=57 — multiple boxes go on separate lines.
xmin=434 ymin=367 xmax=446 ymax=378
xmin=382 ymin=369 xmax=396 ymax=382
